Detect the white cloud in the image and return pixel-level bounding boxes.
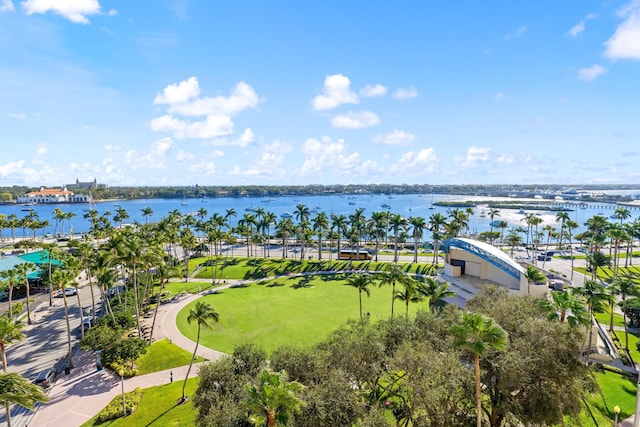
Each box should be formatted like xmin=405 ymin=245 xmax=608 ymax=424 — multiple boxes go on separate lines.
xmin=578 ymin=64 xmax=607 ymax=81
xmin=169 ymin=82 xmax=261 ymax=116
xmin=360 ymin=84 xmax=387 ymax=98
xmin=207 ymin=128 xmax=255 ymax=147
xmin=151 ymin=78 xmax=261 ymax=141
xmin=331 ymin=111 xmax=380 ymax=129
xmin=6 ymin=112 xmax=26 ymax=119
xmin=568 ymin=20 xmax=585 ymax=37
xmin=151 ymin=137 xmax=173 ymax=156
xmin=372 ymin=129 xmax=415 ymax=146
xmin=175 ymin=150 xmax=195 ymax=162
xmin=263 ymin=139 xmax=293 ymax=154
xmin=0 ymin=0 xmax=14 ymax=13
xmin=604 ymin=1 xmax=640 ymax=59
xmin=107 ymin=8 xmax=116 ymax=16
xmin=392 ymin=87 xmax=418 ymax=100
xmin=390 ymin=148 xmax=438 ymax=173
xmin=149 ymin=114 xmax=234 ymax=139
xmin=454 ymin=146 xmax=492 ymax=168
xmin=496 ymin=152 xmax=532 ymax=164
xmin=154 ymin=76 xmax=200 ymax=105
xmin=36 ymin=145 xmax=47 ymax=156
xmin=505 ymin=26 xmax=528 ymax=40
xmin=21 ymin=0 xmax=102 ymax=24
xmin=297 ymin=136 xmax=380 ymax=178
xmin=233 ymin=152 xmax=286 ymax=178
xmin=311 ymin=74 xmax=359 ymax=110
xmin=0 ymin=160 xmax=41 ymax=183
xmin=104 ymin=144 xmax=122 ymax=151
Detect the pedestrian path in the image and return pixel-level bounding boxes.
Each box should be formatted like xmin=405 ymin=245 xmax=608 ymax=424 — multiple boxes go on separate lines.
xmin=26 ymin=284 xmax=228 ymax=427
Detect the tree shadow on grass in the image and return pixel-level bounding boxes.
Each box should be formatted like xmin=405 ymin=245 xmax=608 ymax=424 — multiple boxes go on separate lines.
xmin=266 ymin=281 xmax=285 ymax=288
xmin=292 ymin=276 xmax=314 ymax=289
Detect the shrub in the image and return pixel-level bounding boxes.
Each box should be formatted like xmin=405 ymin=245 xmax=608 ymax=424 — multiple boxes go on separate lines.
xmin=97 ymin=387 xmax=143 ymax=421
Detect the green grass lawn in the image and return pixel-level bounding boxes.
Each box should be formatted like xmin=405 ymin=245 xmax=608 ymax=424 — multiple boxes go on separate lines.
xmin=81 ymin=377 xmax=199 ymax=427
xmin=191 ymin=256 xmax=437 ymax=282
xmin=135 ymin=339 xmax=204 ymax=375
xmin=570 ymin=369 xmax=637 ymax=426
xmin=594 ymin=310 xmax=626 ymax=329
xmin=176 ymin=274 xmax=427 ymax=354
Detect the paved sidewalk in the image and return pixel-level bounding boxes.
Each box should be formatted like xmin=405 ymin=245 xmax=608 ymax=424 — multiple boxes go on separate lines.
xmin=26 ymin=284 xmax=227 ymax=427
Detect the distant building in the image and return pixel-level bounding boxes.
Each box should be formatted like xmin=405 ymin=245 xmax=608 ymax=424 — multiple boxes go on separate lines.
xmin=67 ymin=178 xmax=107 ymax=190
xmin=17 ymin=186 xmax=90 ymax=204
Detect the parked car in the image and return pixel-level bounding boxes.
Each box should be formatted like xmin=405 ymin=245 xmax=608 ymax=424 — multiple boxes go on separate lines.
xmin=64 ymin=287 xmax=78 ymax=296
xmin=33 ymin=369 xmax=56 ymax=388
xmin=0 ymin=291 xmax=8 ymax=302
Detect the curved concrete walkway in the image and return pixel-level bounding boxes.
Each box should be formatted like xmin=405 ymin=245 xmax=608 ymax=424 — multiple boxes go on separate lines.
xmin=26 ymin=279 xmax=229 ymax=427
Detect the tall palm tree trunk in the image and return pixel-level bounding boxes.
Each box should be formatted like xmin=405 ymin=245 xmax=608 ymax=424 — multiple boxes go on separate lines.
xmin=182 ymin=324 xmax=200 ymax=402
xmin=62 ymin=293 xmax=74 ymax=369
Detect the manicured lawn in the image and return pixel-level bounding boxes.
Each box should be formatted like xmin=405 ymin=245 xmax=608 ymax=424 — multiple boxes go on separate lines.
xmin=595 ymin=310 xmax=626 ymax=329
xmin=176 ymin=274 xmax=428 ymax=354
xmin=570 ymin=369 xmax=637 ymax=426
xmin=81 ymin=377 xmax=199 ymax=427
xmin=135 ymin=339 xmax=204 ymax=375
xmin=192 ymin=256 xmax=437 ymax=281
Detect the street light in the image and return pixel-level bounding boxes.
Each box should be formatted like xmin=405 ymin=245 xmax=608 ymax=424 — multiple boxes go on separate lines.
xmin=119 ymin=369 xmax=126 ymax=417
xmin=615 ymin=405 xmax=620 ymax=426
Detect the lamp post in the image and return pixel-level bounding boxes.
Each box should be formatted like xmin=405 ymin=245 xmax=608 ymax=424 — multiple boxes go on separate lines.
xmin=615 ymin=405 xmax=620 ymax=426
xmin=119 ymin=369 xmax=126 ymax=417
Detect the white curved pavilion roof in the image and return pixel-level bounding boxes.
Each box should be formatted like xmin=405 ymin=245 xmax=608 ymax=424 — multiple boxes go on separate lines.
xmin=443 ymin=237 xmax=525 ymax=280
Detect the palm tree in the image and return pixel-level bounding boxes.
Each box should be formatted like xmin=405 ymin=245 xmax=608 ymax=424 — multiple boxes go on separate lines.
xmin=566 ymin=219 xmax=579 ymax=280
xmin=607 ymin=224 xmax=629 ymax=278
xmin=613 ymin=206 xmax=632 ymax=226
xmin=555 ymin=211 xmax=570 ymax=249
xmin=448 ymin=208 xmax=469 ymax=238
xmin=182 ymin=301 xmax=219 ymax=402
xmin=245 ymin=369 xmax=305 ymax=427
xmin=0 ymin=372 xmax=48 ymax=426
xmin=408 ymin=216 xmax=426 ymax=263
xmin=141 ymin=207 xmax=154 ymax=224
xmin=379 ymin=263 xmax=407 ymax=318
xmin=613 ymin=273 xmax=639 ymax=351
xmin=389 ymin=214 xmax=407 ymax=262
xmin=276 ymin=218 xmax=295 ymax=259
xmin=541 ymin=225 xmax=556 ymax=269
xmin=538 ymin=290 xmax=588 ymax=328
xmin=418 ymin=276 xmax=456 ymax=312
xmin=394 ymin=278 xmax=423 ymax=317
xmin=345 ymin=273 xmax=373 ymax=322
xmin=330 ymin=213 xmax=348 ymax=260
xmin=369 ymin=211 xmax=388 ymax=262
xmin=572 ymin=280 xmax=607 ymax=362
xmin=488 ymin=208 xmax=500 ymax=242
xmin=429 ymin=212 xmax=447 ymax=264
xmin=0 ymin=315 xmax=25 ymax=427
xmin=312 ymin=212 xmax=329 ymax=261
xmin=14 ymin=263 xmax=36 ymax=325
xmin=450 ymin=312 xmax=508 ymax=427
xmin=524 ymin=265 xmax=546 ymax=295
xmin=0 ymin=268 xmax=20 ymax=318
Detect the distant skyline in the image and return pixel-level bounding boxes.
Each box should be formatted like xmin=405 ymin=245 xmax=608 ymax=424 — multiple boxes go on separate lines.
xmin=1 ymin=1 xmax=640 ymax=187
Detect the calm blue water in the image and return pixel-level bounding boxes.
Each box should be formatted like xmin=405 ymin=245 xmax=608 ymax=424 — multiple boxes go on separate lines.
xmin=1 ymin=194 xmax=639 ymax=238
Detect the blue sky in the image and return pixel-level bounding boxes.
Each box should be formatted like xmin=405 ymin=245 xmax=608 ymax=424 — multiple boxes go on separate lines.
xmin=1 ymin=1 xmax=640 ymax=187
